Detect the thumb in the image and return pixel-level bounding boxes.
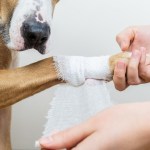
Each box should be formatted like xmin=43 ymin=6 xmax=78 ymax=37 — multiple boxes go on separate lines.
xmin=39 ymin=121 xmax=94 ymax=149
xmin=116 ymin=27 xmax=135 ymax=51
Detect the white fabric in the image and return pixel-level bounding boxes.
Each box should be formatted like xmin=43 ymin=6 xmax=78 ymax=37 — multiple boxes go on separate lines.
xmin=53 ymin=56 xmax=112 ymax=86
xmin=84 ymin=56 xmax=112 ymax=81
xmin=43 ymin=80 xmax=112 ymax=136
xmin=42 ymin=56 xmax=113 ymax=137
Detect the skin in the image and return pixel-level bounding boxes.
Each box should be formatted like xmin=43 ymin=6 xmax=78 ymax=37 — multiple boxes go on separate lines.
xmin=114 ymin=25 xmax=150 ymax=90
xmin=39 ymin=102 xmax=150 ymax=150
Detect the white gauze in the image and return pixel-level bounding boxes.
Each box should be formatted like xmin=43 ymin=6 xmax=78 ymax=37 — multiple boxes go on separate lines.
xmin=53 ymin=56 xmax=112 ymax=86
xmin=40 ymin=56 xmax=113 ymax=141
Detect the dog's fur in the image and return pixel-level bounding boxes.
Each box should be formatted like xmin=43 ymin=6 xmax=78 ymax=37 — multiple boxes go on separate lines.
xmin=0 ymin=0 xmax=131 ymax=149
xmin=0 ymin=0 xmax=61 ymax=149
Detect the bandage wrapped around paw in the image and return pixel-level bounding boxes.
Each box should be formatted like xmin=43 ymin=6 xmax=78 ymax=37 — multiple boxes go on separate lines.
xmin=53 ymin=55 xmax=112 ymax=86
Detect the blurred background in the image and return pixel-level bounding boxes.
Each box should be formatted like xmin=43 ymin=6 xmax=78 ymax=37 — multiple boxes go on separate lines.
xmin=12 ymin=0 xmax=150 ymax=149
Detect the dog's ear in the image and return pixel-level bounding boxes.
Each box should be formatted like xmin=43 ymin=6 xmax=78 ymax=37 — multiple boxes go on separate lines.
xmin=52 ymin=0 xmax=60 ymax=16
xmin=53 ymin=0 xmax=60 ymax=4
xmin=0 ymin=0 xmax=18 ymax=24
xmin=52 ymin=0 xmax=60 ymax=7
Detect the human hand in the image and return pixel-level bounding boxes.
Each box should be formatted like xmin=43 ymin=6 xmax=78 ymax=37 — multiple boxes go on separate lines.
xmin=113 ymin=47 xmax=150 ymax=91
xmin=113 ymin=48 xmax=144 ymax=91
xmin=116 ymin=25 xmax=150 ymax=52
xmin=39 ymin=102 xmax=150 ymax=150
xmin=114 ymin=25 xmax=150 ymax=90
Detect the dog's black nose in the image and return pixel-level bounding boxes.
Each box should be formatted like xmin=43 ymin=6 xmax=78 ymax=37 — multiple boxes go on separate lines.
xmin=21 ymin=20 xmax=50 ymax=54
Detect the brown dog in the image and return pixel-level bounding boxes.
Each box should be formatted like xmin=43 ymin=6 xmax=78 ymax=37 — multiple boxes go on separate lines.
xmin=0 ymin=0 xmax=135 ymax=149
xmin=0 ymin=0 xmax=61 ymax=149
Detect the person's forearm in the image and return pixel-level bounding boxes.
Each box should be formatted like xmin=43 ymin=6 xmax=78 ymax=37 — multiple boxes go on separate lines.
xmin=0 ymin=57 xmax=61 ymax=108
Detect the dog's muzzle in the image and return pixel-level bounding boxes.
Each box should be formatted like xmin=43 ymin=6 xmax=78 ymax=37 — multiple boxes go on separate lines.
xmin=21 ymin=18 xmax=50 ymax=54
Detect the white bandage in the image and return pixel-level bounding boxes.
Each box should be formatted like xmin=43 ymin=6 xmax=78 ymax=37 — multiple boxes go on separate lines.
xmin=54 ymin=56 xmax=112 ymax=86
xmin=84 ymin=56 xmax=112 ymax=81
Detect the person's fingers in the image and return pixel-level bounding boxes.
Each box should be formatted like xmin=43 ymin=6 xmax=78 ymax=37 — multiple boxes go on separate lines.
xmin=39 ymin=121 xmax=94 ymax=149
xmin=139 ymin=48 xmax=150 ymax=82
xmin=139 ymin=47 xmax=146 ymax=80
xmin=140 ymin=47 xmax=146 ymax=65
xmin=71 ymin=131 xmax=103 ymax=150
xmin=71 ymin=129 xmax=117 ymax=150
xmin=113 ymin=61 xmax=128 ymax=91
xmin=116 ymin=27 xmax=135 ymax=51
xmin=127 ymin=50 xmax=142 ymax=85
xmin=140 ymin=67 xmax=150 ymax=82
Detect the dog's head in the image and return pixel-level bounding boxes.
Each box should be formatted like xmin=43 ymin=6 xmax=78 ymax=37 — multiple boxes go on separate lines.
xmin=0 ymin=0 xmax=59 ymax=54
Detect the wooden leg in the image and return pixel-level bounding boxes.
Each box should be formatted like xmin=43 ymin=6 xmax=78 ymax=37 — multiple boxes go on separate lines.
xmin=0 ymin=107 xmax=12 ymax=150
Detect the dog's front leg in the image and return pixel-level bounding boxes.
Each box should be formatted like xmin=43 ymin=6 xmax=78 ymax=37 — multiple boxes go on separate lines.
xmin=0 ymin=107 xmax=11 ymax=150
xmin=0 ymin=52 xmax=134 ymax=109
xmin=0 ymin=57 xmax=61 ymax=109
xmin=0 ymin=57 xmax=61 ymax=150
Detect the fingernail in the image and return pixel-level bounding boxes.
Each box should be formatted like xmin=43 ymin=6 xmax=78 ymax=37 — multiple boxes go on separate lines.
xmin=39 ymin=136 xmax=53 ymax=145
xmin=117 ymin=62 xmax=125 ymax=69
